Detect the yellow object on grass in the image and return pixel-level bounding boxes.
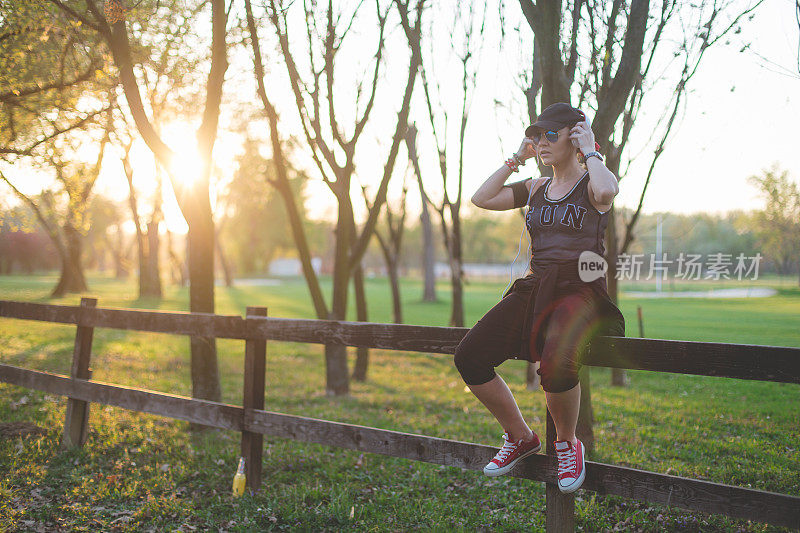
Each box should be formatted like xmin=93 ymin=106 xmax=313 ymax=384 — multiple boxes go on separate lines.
xmin=232 ymin=457 xmax=246 ymax=497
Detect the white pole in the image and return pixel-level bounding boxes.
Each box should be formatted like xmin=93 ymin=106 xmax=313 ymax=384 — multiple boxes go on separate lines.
xmin=656 ymin=213 xmax=662 ymax=293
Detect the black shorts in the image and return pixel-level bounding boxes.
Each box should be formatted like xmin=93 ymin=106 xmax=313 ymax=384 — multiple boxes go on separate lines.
xmin=453 ymin=282 xmax=600 ymax=393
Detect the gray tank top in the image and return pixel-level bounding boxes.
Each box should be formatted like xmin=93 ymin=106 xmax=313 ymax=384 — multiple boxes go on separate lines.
xmin=524 ymin=172 xmax=610 ymax=266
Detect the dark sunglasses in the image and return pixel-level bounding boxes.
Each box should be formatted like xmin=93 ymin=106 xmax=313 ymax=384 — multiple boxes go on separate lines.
xmin=530 ymin=129 xmax=561 ymax=144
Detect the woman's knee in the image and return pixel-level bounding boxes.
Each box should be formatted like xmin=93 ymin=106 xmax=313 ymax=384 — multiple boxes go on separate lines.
xmin=453 ymin=334 xmax=497 ymax=386
xmin=538 ymin=293 xmax=596 ymax=392
xmin=537 ymin=357 xmax=580 ymax=393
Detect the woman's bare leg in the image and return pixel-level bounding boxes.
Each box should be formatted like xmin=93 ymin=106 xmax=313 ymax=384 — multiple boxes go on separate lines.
xmin=468 ymin=374 xmax=535 ymax=442
xmin=544 ymin=381 xmax=580 ymax=444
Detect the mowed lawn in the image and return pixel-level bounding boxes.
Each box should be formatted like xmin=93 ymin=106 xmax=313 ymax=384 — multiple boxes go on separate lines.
xmin=1 ymin=273 xmax=798 ymax=532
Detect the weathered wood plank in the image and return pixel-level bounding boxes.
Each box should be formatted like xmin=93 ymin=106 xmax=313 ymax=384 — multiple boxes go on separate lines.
xmin=586 ymin=337 xmax=800 ymax=384
xmin=0 ymin=300 xmax=465 ymax=350
xmin=3 ymin=300 xmax=799 ymax=385
xmin=0 ymin=300 xmax=249 ymax=339
xmin=0 ymin=364 xmax=243 ymax=431
xmin=585 ymin=461 xmax=800 ymax=529
xmin=247 ymin=316 xmax=466 ymax=354
xmin=85 ymin=307 xmax=249 ymax=339
xmin=244 ymin=408 xmax=551 ymax=478
xmin=0 ymin=300 xmax=81 ymax=325
xmin=241 ymin=307 xmax=268 ymax=492
xmin=245 ymin=409 xmax=800 ymax=529
xmin=62 ymin=298 xmax=96 ymax=448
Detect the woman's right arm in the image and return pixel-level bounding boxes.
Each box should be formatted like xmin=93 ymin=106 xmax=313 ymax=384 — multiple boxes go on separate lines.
xmin=471 ymin=138 xmax=537 ymax=211
xmin=471 ymin=164 xmax=524 ymax=211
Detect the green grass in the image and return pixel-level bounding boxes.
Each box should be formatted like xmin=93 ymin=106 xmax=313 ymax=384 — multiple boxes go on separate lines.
xmin=1 ymin=272 xmax=799 ymax=532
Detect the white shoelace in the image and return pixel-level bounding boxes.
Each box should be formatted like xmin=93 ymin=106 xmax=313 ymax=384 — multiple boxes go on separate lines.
xmin=494 ymin=433 xmax=519 ymax=461
xmin=557 ymin=446 xmax=577 ymax=474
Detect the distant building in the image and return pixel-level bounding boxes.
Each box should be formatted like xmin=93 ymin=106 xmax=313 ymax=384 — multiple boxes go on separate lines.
xmin=268 ymin=257 xmax=322 ymax=276
xmin=435 ymin=262 xmax=528 ymax=280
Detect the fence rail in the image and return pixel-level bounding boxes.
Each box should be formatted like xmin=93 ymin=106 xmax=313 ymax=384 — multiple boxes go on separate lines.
xmin=2 ymin=300 xmax=797 ymax=383
xmin=0 ymin=299 xmax=798 ymax=531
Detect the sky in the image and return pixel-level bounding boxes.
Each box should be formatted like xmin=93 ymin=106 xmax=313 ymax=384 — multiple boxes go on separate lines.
xmin=613 ymin=0 xmax=799 ymax=216
xmin=454 ymin=0 xmax=800 ymax=219
xmin=2 ymin=0 xmax=799 ymax=233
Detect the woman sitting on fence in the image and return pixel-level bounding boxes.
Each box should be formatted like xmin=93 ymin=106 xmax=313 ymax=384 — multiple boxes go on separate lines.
xmin=455 ymin=102 xmax=625 ymax=493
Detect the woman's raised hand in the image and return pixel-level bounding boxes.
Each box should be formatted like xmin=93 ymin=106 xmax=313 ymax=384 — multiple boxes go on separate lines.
xmin=515 ymin=138 xmax=537 ymax=162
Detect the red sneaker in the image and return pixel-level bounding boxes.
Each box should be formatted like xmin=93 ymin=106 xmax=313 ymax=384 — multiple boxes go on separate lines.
xmin=483 ymin=431 xmax=541 ymax=477
xmin=554 ymin=438 xmax=586 ymax=493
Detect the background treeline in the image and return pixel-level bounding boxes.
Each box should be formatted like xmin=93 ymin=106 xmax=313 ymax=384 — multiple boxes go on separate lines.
xmin=1 ymin=195 xmax=790 ymax=279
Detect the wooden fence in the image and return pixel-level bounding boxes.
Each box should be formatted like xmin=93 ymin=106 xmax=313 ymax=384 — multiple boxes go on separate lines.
xmin=0 ymin=298 xmax=798 ymax=532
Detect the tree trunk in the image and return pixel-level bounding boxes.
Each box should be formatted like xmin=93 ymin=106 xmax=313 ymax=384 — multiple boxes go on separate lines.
xmin=388 ymin=257 xmax=403 ymax=324
xmin=377 ymin=236 xmax=404 ymax=326
xmin=144 ymin=220 xmax=162 ymax=297
xmin=437 ymin=210 xmax=465 ymax=328
xmin=605 ymin=156 xmax=628 ymax=388
xmin=449 ymin=210 xmax=465 ymax=327
xmin=449 ymin=257 xmax=464 ymax=327
xmin=325 ymin=197 xmax=353 ymax=396
xmin=165 ymin=230 xmax=186 ymax=287
xmin=187 ymin=205 xmax=221 ymax=405
xmin=51 ymin=224 xmax=88 ymax=297
xmin=125 ymin=164 xmax=160 ymax=299
xmin=215 ymin=225 xmax=234 ymax=288
xmin=101 ymin=0 xmax=228 ymax=419
xmin=407 ymin=124 xmax=437 ymax=302
xmin=525 ymin=362 xmax=541 ymax=390
xmin=111 ymin=229 xmax=128 ymax=279
xmin=352 ymin=262 xmax=370 ymax=382
xmin=421 ymin=208 xmax=437 ymax=302
xmin=135 ymin=228 xmax=147 ymax=296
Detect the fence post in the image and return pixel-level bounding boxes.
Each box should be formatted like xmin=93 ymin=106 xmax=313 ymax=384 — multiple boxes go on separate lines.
xmin=545 ymin=407 xmax=575 ymax=532
xmin=61 ymin=297 xmax=97 ymax=449
xmin=241 ymin=306 xmax=268 ymax=493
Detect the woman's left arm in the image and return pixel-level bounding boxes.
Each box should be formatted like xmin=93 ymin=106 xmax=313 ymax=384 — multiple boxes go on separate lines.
xmin=584 ymin=157 xmax=619 ymax=205
xmin=569 ymin=120 xmax=620 ymax=205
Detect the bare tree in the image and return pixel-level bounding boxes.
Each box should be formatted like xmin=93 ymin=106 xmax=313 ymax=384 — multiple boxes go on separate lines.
xmin=165 ymin=229 xmax=188 ymax=287
xmin=514 ymin=0 xmax=765 ymax=450
xmin=360 ymin=174 xmax=409 ymax=325
xmin=118 ymin=138 xmax=163 ymax=298
xmin=107 ymin=224 xmax=133 ymax=279
xmin=214 ymin=216 xmax=234 ymax=288
xmin=405 ymin=124 xmax=437 ymax=302
xmin=611 ymin=1 xmax=764 ymax=386
xmin=415 ymin=0 xmax=490 ymax=327
xmin=107 ymin=1 xmax=208 ymax=300
xmin=245 ymin=0 xmax=424 ymax=394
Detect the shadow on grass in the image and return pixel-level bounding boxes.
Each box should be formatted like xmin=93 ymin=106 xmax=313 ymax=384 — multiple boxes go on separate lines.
xmin=225 ymin=286 xmax=312 ymax=319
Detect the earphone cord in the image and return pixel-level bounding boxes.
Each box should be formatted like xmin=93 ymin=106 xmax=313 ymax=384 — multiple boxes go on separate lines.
xmin=501 ymin=173 xmax=536 ymax=298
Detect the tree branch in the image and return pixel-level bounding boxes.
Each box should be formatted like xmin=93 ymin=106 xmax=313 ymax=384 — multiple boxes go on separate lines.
xmin=46 ymin=0 xmax=103 ymax=32
xmin=0 ymin=105 xmax=112 ymax=156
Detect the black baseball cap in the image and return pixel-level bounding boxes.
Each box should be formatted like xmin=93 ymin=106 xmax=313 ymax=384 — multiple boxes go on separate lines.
xmin=525 ymin=103 xmax=585 ymax=138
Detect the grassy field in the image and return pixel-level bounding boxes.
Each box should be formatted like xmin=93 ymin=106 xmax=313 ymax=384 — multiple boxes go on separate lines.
xmin=1 ymin=272 xmax=798 ymax=532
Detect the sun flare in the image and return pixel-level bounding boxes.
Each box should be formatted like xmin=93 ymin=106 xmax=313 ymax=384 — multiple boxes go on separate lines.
xmin=164 ymin=123 xmax=204 ymax=186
